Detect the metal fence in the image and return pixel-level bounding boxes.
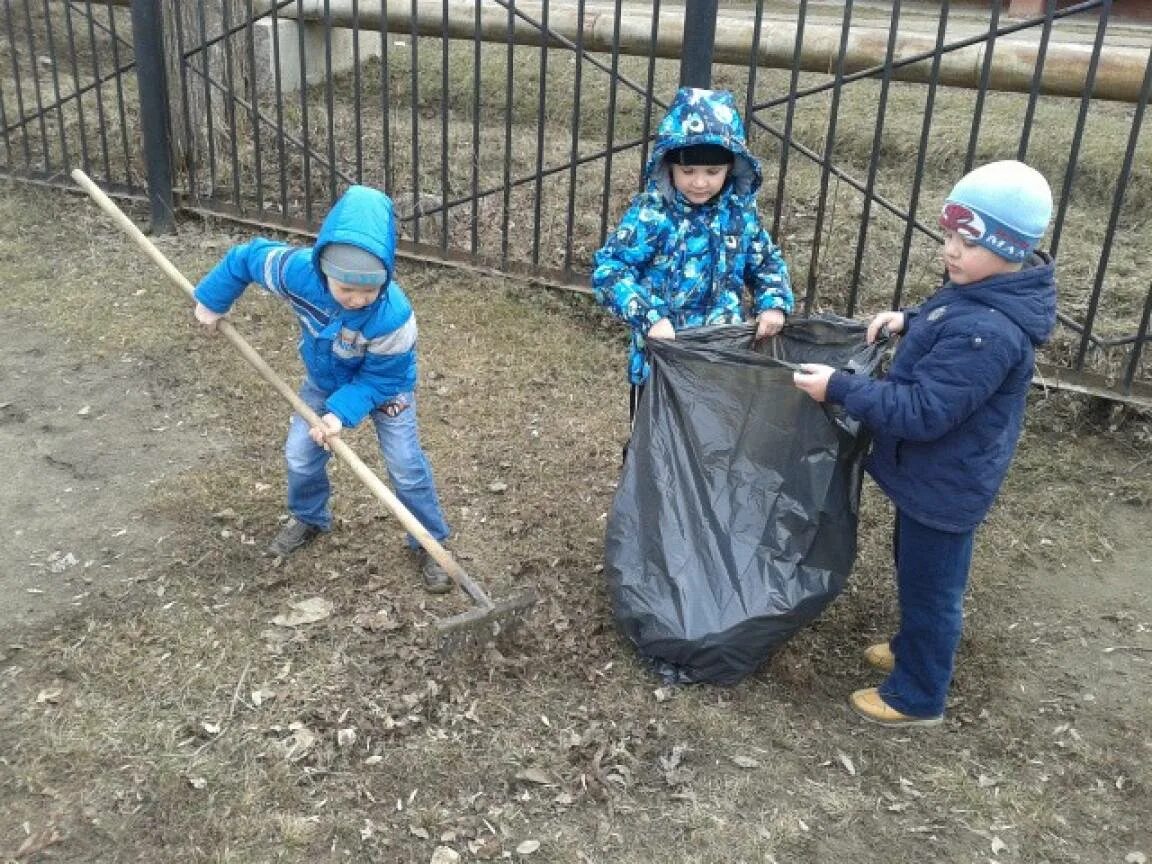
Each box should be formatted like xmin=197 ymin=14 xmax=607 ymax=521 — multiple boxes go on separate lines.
xmin=2 ymin=0 xmax=1150 ymax=406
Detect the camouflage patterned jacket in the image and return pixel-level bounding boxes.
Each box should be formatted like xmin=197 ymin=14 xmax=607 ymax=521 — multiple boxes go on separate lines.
xmin=592 ymin=87 xmax=793 ymax=384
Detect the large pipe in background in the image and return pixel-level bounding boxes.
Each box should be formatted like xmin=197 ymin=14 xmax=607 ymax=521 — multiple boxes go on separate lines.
xmin=258 ymin=0 xmax=1148 ymax=103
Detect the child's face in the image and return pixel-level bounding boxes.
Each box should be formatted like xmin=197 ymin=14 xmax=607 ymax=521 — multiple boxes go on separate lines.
xmin=942 ymin=230 xmax=1022 ymax=285
xmin=671 ymin=164 xmax=730 ymax=205
xmin=328 ymin=277 xmax=382 ymax=309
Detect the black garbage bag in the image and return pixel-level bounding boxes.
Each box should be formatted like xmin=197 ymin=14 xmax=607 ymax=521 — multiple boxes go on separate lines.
xmin=604 ymin=314 xmax=887 ymax=685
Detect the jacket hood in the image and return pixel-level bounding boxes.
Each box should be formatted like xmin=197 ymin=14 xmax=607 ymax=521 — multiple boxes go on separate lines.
xmin=645 ymin=88 xmax=761 ymax=202
xmin=313 ymin=186 xmax=398 ymax=288
xmin=949 ymin=251 xmax=1057 ymax=346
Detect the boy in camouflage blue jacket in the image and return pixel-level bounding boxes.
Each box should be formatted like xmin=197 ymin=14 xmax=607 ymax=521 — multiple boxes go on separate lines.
xmin=592 ymin=87 xmax=793 ymax=396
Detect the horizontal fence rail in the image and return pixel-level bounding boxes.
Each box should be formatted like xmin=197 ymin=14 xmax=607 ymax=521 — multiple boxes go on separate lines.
xmin=1 ymin=0 xmax=1149 ymax=407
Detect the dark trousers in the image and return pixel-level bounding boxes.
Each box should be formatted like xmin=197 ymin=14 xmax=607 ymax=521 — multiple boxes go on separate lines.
xmin=879 ymin=510 xmax=977 ymax=718
xmin=622 ymin=384 xmax=646 ymax=464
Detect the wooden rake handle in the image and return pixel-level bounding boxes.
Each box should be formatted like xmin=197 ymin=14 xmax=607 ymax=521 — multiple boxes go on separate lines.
xmin=71 ymin=169 xmax=492 ymax=609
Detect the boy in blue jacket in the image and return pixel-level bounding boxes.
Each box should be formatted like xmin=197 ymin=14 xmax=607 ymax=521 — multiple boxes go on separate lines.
xmin=793 ymin=160 xmax=1057 ymax=727
xmin=593 ymin=87 xmax=793 ymax=419
xmin=193 ymin=185 xmax=453 ymax=593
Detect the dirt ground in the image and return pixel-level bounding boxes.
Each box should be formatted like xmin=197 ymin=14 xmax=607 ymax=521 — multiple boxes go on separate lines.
xmin=1 ymin=182 xmax=1151 ymax=864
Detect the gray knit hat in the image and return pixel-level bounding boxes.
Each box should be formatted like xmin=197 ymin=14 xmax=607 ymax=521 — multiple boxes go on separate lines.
xmin=318 ymin=242 xmax=390 ymax=287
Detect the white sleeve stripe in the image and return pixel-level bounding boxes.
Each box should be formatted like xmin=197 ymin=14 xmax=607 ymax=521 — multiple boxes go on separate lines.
xmin=366 ymin=315 xmax=417 ymax=356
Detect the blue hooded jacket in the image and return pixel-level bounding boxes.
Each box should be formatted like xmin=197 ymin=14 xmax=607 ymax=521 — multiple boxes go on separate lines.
xmin=193 ymin=186 xmax=417 ymax=427
xmin=592 ymin=87 xmax=793 ymax=384
xmin=826 ymin=254 xmax=1057 ymax=532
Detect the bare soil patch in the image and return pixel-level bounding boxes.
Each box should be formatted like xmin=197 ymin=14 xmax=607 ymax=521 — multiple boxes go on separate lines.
xmin=1 ymin=182 xmax=1151 ymax=864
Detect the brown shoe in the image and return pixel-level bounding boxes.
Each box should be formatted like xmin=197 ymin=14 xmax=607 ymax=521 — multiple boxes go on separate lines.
xmin=864 ymin=642 xmax=895 ymax=673
xmin=419 ymin=550 xmax=453 ymax=595
xmin=849 ymin=688 xmax=943 ymax=728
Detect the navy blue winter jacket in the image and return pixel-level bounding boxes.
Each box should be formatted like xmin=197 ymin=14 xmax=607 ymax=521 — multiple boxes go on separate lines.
xmin=193 ymin=186 xmax=417 ymax=428
xmin=826 ymin=254 xmax=1057 ymax=532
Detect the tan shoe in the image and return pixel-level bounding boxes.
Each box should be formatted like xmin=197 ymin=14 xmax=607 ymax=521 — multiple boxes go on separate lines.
xmin=864 ymin=642 xmax=895 ymax=673
xmin=849 ymin=688 xmax=943 ymax=728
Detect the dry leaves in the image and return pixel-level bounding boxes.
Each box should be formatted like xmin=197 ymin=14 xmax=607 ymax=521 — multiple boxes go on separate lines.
xmin=270 ymin=597 xmax=334 ymax=627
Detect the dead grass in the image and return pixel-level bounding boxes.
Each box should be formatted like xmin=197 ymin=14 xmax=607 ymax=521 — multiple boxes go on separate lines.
xmin=2 ymin=182 xmax=1151 ymax=863
xmin=3 ymin=6 xmax=1152 ymax=860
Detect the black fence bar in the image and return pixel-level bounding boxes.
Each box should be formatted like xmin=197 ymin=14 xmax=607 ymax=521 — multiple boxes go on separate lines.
xmin=295 ymin=0 xmax=312 ymax=222
xmin=501 ymin=0 xmax=514 ymax=267
xmin=637 ymin=0 xmax=661 ymax=192
xmin=963 ymin=0 xmax=1000 ymax=175
xmin=1125 ymin=285 xmax=1152 ymax=396
xmin=40 ymin=0 xmax=72 ymax=170
xmin=1050 ymin=0 xmax=1109 ymax=267
xmin=680 ymin=0 xmax=717 ymax=88
xmin=597 ymin=0 xmax=624 ymax=247
xmin=769 ymin=0 xmax=804 ymax=240
xmin=82 ymin=0 xmax=112 ymax=179
xmin=468 ymin=0 xmax=480 ymax=254
xmin=128 ymin=0 xmax=173 ymax=232
xmin=530 ymin=0 xmax=550 ymax=266
xmin=1075 ymin=38 xmax=1151 ymax=374
xmin=2 ymin=1 xmax=30 ymax=168
xmin=381 ymin=0 xmax=393 ymax=197
xmin=438 ymin=0 xmax=448 ymax=254
xmin=20 ymin=0 xmax=52 ymax=171
xmin=562 ymin=0 xmax=586 ymax=275
xmin=271 ymin=1 xmax=287 ymax=216
xmin=352 ymin=0 xmax=365 ymax=183
xmin=221 ymin=0 xmax=242 ymax=210
xmin=104 ymin=0 xmax=131 ymax=182
xmin=845 ymin=0 xmax=902 ymax=318
xmin=408 ymin=0 xmax=420 ymax=243
xmin=0 ymin=70 xmax=10 ymax=166
xmin=1017 ymin=0 xmax=1057 ymax=160
xmin=893 ymin=0 xmax=949 ymax=311
xmin=323 ymin=2 xmax=337 ymax=204
xmin=742 ymin=0 xmax=764 ymax=143
xmin=244 ymin=0 xmax=263 ymax=211
xmin=61 ymin=1 xmax=91 ymax=174
xmin=200 ymin=3 xmax=219 ymax=199
xmin=803 ymin=0 xmax=854 ymax=313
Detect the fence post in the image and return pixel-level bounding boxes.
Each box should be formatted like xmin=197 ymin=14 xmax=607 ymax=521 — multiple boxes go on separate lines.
xmin=129 ymin=0 xmax=175 ymax=233
xmin=680 ymin=0 xmax=718 ymax=87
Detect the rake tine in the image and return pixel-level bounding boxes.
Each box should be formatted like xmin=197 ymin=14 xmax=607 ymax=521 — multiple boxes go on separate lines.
xmin=435 ymin=590 xmax=538 ymax=654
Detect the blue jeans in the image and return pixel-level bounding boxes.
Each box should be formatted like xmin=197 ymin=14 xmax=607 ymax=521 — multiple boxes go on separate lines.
xmin=284 ymin=378 xmax=450 ymax=548
xmin=879 ymin=510 xmax=976 ymax=718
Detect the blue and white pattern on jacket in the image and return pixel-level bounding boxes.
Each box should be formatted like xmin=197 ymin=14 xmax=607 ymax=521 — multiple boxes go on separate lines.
xmin=193 ymin=186 xmax=418 ymax=427
xmin=826 ymin=254 xmax=1057 ymax=533
xmin=592 ymin=87 xmax=793 ymax=384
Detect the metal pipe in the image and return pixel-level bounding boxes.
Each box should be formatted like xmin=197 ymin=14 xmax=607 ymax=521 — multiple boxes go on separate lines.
xmin=238 ymin=0 xmax=1150 ymax=103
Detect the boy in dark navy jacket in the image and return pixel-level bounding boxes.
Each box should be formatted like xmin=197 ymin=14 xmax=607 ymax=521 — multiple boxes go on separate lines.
xmin=193 ymin=186 xmax=453 ymax=593
xmin=793 ymin=160 xmax=1057 ymax=726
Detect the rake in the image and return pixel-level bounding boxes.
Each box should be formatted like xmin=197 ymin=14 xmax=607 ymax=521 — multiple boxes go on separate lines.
xmin=72 ymin=169 xmax=536 ymax=649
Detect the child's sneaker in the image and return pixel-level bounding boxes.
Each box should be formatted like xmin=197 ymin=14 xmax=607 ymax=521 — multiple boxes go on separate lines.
xmin=419 ymin=550 xmax=453 ymax=594
xmin=864 ymin=641 xmax=895 ymax=673
xmin=267 ymin=517 xmax=323 ymax=557
xmin=849 ymin=688 xmax=943 ymax=728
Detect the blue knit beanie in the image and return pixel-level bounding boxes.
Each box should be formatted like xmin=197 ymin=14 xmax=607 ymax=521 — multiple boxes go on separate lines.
xmin=939 ymin=160 xmax=1053 ymax=262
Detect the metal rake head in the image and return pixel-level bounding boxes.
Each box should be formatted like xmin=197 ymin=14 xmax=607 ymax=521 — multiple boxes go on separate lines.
xmin=434 ymin=590 xmax=538 ymax=654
